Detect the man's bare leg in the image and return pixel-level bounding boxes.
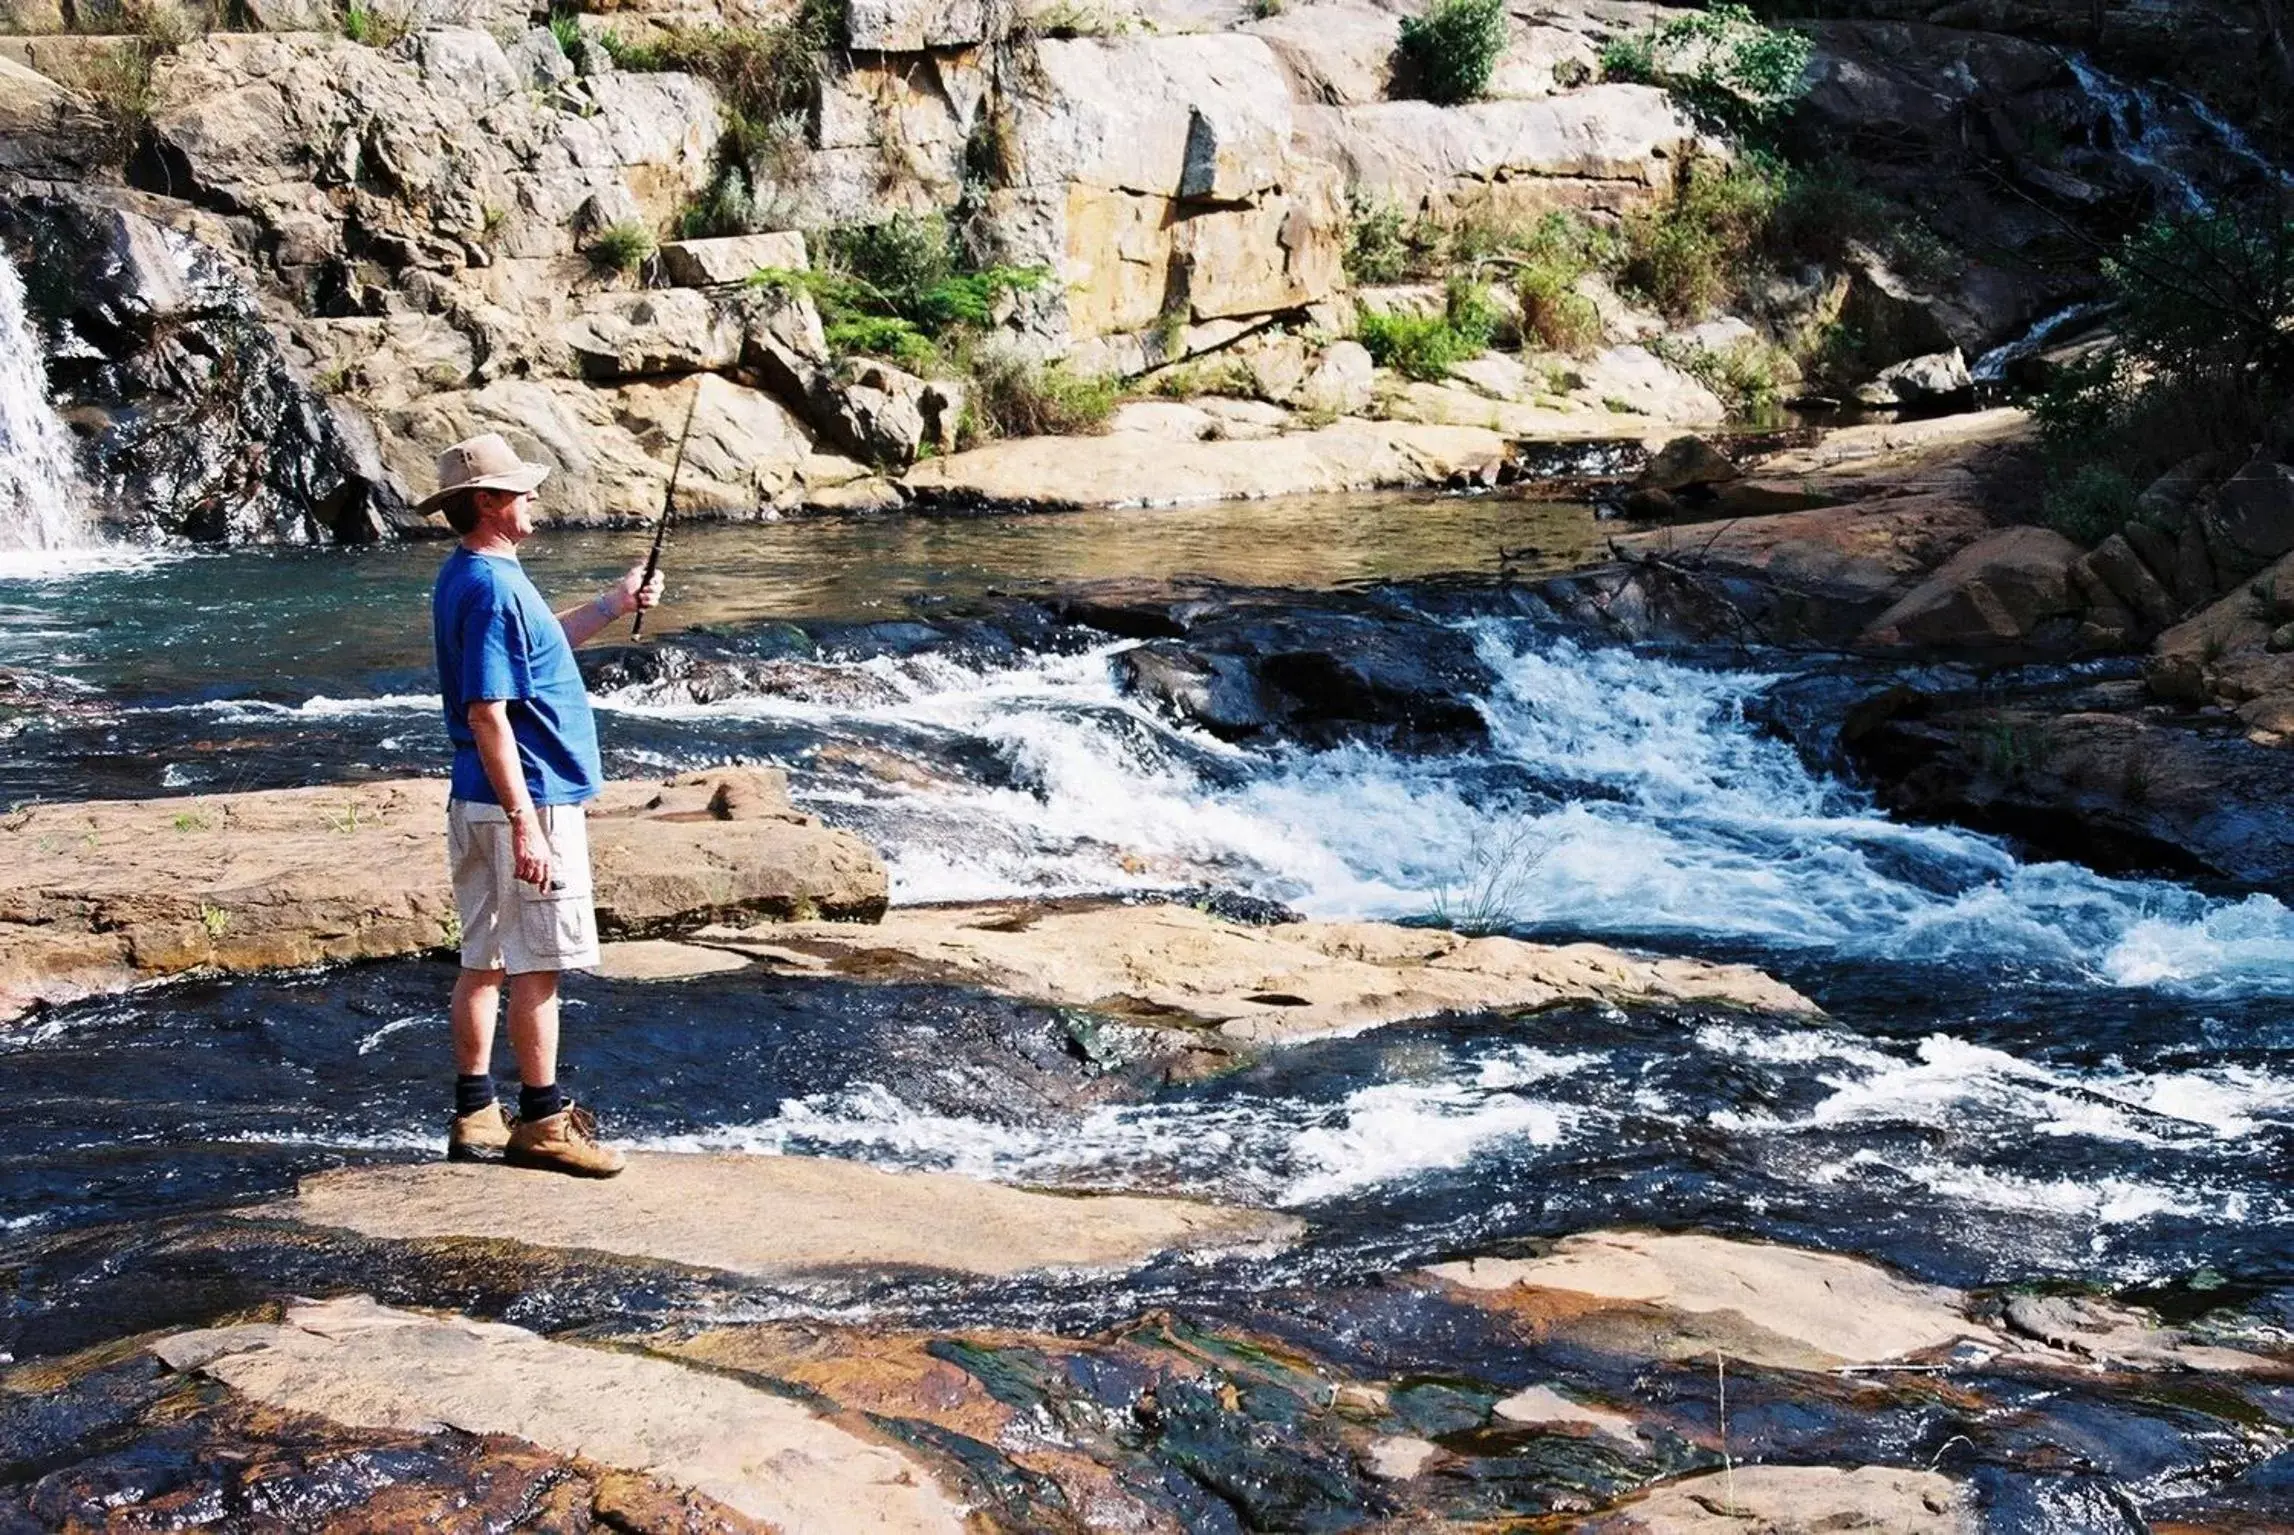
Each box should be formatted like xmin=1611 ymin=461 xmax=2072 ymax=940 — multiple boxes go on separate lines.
xmin=451 ymin=967 xmax=504 ymax=1075
xmin=505 ymin=969 xmax=561 ymax=1095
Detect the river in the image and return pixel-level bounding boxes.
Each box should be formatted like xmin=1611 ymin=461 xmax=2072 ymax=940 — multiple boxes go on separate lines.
xmin=5 ymin=499 xmax=2291 ymax=1327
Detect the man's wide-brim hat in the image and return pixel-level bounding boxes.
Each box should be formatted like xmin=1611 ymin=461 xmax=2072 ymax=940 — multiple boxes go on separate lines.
xmin=416 ymin=432 xmax=550 ymax=517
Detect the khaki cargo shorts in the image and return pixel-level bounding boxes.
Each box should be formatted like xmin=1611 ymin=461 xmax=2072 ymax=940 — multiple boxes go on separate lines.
xmin=447 ymin=800 xmax=600 ymax=975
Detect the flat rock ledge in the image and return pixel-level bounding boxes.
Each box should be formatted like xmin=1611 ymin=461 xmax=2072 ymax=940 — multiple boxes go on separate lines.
xmin=153 ymin=1295 xmax=969 ymax=1534
xmin=1585 ymin=1464 xmax=1976 ymax=1534
xmin=704 ymin=900 xmax=1819 ymax=1045
xmin=1427 ymin=1228 xmax=2283 ymax=1376
xmin=0 ymin=768 xmax=886 ymax=1022
xmin=273 ymin=1151 xmax=1302 ymax=1280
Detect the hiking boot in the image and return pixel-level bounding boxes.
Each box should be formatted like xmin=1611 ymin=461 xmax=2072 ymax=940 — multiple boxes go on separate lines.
xmin=505 ymin=1103 xmax=625 ymax=1178
xmin=447 ymin=1101 xmax=512 ymax=1162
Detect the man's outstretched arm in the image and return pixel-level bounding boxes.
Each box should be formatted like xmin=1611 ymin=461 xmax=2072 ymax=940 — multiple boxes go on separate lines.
xmin=556 ymin=563 xmax=665 ymax=646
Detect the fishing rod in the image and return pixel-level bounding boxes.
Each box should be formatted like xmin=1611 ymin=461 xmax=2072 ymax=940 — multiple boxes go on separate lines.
xmin=631 ymin=381 xmax=703 ymax=642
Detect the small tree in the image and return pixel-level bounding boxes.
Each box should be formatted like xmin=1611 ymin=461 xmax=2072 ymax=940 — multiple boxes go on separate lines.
xmin=1397 ymin=0 xmax=1508 ymax=107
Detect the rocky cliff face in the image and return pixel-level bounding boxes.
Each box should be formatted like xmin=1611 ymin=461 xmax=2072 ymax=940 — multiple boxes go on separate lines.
xmin=0 ymin=0 xmax=2279 ymax=537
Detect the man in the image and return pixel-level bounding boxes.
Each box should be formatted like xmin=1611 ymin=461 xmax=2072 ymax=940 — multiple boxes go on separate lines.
xmin=420 ymin=432 xmax=663 ymax=1178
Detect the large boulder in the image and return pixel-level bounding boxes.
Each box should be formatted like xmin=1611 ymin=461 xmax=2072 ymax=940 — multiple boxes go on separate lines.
xmin=0 ymin=53 xmax=108 ymax=176
xmin=2204 ymin=450 xmax=2294 ymax=576
xmin=1634 ymin=434 xmax=1739 ymax=494
xmin=1860 ymin=525 xmax=2083 ymax=649
xmin=1854 ymin=347 xmax=1974 ymax=408
xmin=384 ymin=373 xmax=815 ymax=523
xmin=560 ymin=289 xmax=748 ymax=379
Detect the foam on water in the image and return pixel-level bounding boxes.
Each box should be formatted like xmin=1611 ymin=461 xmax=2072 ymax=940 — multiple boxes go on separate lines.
xmin=589 ymin=623 xmax=2294 ymax=998
xmin=0 ymin=250 xmax=93 ymax=557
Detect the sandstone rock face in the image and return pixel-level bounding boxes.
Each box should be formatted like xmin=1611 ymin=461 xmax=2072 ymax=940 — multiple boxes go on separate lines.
xmin=277 ymin=1153 xmax=1299 ymax=1277
xmin=706 ymin=900 xmax=1819 ymax=1046
xmin=0 ymin=52 xmax=105 ymax=176
xmin=1860 ymin=524 xmax=2083 ymax=649
xmin=0 ymin=769 xmax=887 ymax=1022
xmin=1635 ymin=435 xmax=1739 ymax=494
xmin=383 ymin=373 xmax=815 ymax=523
xmin=1294 ymin=84 xmax=1705 ymax=223
xmin=2149 ymin=551 xmax=2294 ymax=739
xmin=159 ymin=1295 xmax=972 ymax=1534
xmin=998 ymin=34 xmax=1345 ymax=346
xmin=1428 ymin=1230 xmax=1999 ymax=1368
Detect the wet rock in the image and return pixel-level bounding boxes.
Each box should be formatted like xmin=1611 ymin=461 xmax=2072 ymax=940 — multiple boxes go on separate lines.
xmin=0 ymin=769 xmax=887 ymax=1022
xmin=274 ymin=1155 xmax=1300 ymax=1277
xmin=0 ymin=54 xmax=106 ymax=177
xmin=2000 ymin=1294 xmax=2284 ymax=1373
xmin=160 ymin=1295 xmax=971 ymax=1532
xmin=1585 ymin=1464 xmax=1975 ymax=1533
xmin=1713 ymin=478 xmax=1839 ymax=517
xmin=0 ymin=193 xmax=405 ymax=543
xmin=1590 ymin=494 xmax=2001 ymax=647
xmin=1860 ymin=525 xmax=2084 ymax=651
xmin=1846 ymin=692 xmax=2294 ymax=886
xmin=1635 ymin=435 xmax=1740 ymax=495
xmin=705 ymin=899 xmax=1820 ymax=1047
xmin=1428 ymin=1230 xmax=2000 ymax=1369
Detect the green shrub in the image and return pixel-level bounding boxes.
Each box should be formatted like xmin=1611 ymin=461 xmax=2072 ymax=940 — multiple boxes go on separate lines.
xmin=1622 ymin=154 xmax=1781 ymax=318
xmin=1396 ymin=0 xmax=1507 ymax=106
xmin=1345 ymin=196 xmax=1413 ymax=285
xmin=1597 ymin=3 xmax=1810 ymax=138
xmin=341 ymin=0 xmax=412 ymax=47
xmin=587 ymin=219 xmax=657 ymax=273
xmin=67 ymin=40 xmax=161 ymax=153
xmin=2041 ymin=464 xmax=2139 ymax=547
xmin=749 ymin=217 xmax=1049 ymax=372
xmin=1501 ymin=211 xmax=1616 ymax=355
xmin=1356 ymin=279 xmax=1498 ymax=381
xmin=965 ymin=354 xmax=1120 ymax=439
xmin=548 ymin=8 xmax=589 ymax=60
xmin=678 ymin=165 xmax=758 ymax=239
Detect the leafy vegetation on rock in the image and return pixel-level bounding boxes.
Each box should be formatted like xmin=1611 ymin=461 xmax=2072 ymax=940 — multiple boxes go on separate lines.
xmin=1356 ymin=279 xmax=1500 ymax=380
xmin=1598 ymin=3 xmax=1811 ymax=138
xmin=965 ymin=354 xmax=1121 ymax=440
xmin=1621 ymin=155 xmax=1780 ymax=320
xmin=751 ymin=213 xmax=1049 ymax=374
xmin=1396 ymin=0 xmax=1508 ymax=107
xmin=587 ymin=219 xmax=656 ymax=273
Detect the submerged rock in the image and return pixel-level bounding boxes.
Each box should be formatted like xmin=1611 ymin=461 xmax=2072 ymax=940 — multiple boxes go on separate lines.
xmin=705 ymin=900 xmax=1820 ymax=1046
xmin=0 ymin=768 xmax=886 ymax=1022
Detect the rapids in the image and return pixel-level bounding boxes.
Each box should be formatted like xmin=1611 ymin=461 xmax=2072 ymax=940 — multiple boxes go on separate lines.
xmin=4 ymin=517 xmax=2292 ymax=1316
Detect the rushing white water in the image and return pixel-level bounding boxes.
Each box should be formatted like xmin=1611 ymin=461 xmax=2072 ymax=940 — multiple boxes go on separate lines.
xmin=597 ymin=623 xmax=2294 ymax=998
xmin=0 ymin=248 xmax=92 ymax=567
xmin=1969 ymin=302 xmax=2101 ymax=383
xmin=2060 ymin=52 xmax=2293 ymax=213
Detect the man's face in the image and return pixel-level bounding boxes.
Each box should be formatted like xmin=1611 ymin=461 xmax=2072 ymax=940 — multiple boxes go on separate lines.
xmin=475 ymin=488 xmax=538 ymax=543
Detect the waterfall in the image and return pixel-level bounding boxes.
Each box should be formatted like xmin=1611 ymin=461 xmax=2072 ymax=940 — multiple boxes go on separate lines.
xmin=0 ymin=247 xmax=91 ymax=557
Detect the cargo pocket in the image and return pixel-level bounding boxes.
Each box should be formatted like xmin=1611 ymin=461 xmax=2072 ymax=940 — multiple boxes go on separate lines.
xmin=517 ymin=884 xmax=590 ymax=966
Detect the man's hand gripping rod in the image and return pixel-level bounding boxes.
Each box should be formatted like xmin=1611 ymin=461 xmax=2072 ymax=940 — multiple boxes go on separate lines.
xmin=631 ymin=382 xmax=703 ymax=641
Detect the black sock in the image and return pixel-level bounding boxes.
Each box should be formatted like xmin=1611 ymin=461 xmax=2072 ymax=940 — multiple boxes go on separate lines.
xmin=455 ymin=1074 xmax=495 ymax=1118
xmin=519 ymin=1082 xmax=563 ymax=1123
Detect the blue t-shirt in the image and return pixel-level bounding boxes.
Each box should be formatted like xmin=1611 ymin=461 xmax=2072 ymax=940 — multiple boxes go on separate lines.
xmin=432 ymin=547 xmax=604 ymax=807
